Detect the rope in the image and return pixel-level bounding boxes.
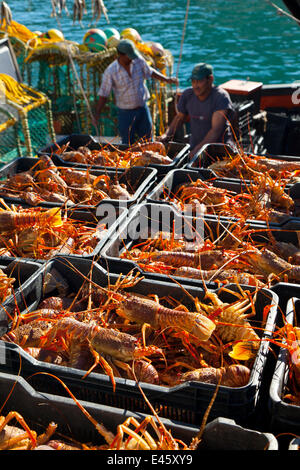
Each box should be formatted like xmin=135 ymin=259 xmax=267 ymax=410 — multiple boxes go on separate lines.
xmin=175 ymin=0 xmax=190 ymax=112
xmin=66 ymin=43 xmax=99 ymax=137
xmin=264 ymin=0 xmax=300 ymax=26
xmin=176 ymin=0 xmax=190 ymax=82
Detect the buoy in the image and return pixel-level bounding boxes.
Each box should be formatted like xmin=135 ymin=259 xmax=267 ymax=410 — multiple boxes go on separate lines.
xmin=43 ymin=29 xmax=64 ymax=41
xmin=120 ymin=28 xmax=142 ymax=43
xmin=147 ymin=41 xmax=165 ymax=57
xmin=83 ymin=29 xmax=107 ymax=52
xmin=103 ymin=27 xmax=120 ymax=40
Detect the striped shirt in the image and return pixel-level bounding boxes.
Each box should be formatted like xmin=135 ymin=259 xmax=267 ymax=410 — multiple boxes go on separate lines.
xmin=98 ymin=57 xmax=153 ymax=110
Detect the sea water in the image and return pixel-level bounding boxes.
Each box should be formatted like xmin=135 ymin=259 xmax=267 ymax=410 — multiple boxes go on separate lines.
xmin=5 ymin=0 xmax=300 ymax=88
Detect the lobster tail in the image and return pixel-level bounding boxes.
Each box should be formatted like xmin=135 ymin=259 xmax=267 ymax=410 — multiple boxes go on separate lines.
xmin=0 ymin=207 xmax=62 ymax=232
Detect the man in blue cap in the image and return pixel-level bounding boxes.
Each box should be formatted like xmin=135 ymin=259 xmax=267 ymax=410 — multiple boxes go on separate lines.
xmin=94 ymin=39 xmax=178 ymax=145
xmin=159 ymin=63 xmax=235 ymax=158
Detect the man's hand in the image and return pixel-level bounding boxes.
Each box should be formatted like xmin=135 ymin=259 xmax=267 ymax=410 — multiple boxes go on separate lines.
xmin=157 ymin=133 xmax=172 ymax=144
xmin=167 ymin=77 xmax=179 ymax=86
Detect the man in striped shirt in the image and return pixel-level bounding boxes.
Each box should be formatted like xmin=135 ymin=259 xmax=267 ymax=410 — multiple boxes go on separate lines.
xmin=94 ymin=39 xmax=178 ymax=145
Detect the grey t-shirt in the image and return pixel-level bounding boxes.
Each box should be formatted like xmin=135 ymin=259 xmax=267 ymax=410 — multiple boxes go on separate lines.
xmin=177 ymin=86 xmax=235 ymax=150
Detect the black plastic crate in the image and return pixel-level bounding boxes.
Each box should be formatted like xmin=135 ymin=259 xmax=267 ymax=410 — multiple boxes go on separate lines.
xmin=0 ymin=371 xmax=200 ymax=448
xmin=146 ymin=168 xmax=295 ymax=227
xmin=0 ymin=202 xmax=128 ymax=264
xmin=186 ymin=143 xmax=241 ymax=173
xmin=101 ymin=202 xmax=276 ymax=278
xmin=0 ymin=157 xmax=157 ymax=210
xmin=186 ymin=142 xmax=300 ymax=188
xmin=270 ymin=284 xmax=300 ymax=327
xmin=38 ymin=134 xmax=190 ymax=177
xmin=101 ymin=203 xmax=300 ymax=289
xmin=0 ymin=372 xmax=279 ymax=450
xmin=0 ymin=256 xmax=278 ymax=426
xmin=285 ymin=119 xmax=300 ymax=157
xmin=0 ymin=259 xmax=43 ymax=336
xmin=101 ymin=202 xmax=226 ymax=282
xmin=196 ymin=416 xmax=278 ymax=450
xmin=269 ymin=297 xmax=300 ymax=438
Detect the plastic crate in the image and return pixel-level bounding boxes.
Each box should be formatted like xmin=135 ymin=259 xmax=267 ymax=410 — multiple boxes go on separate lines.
xmin=288 ymin=438 xmax=300 ymax=450
xmin=0 ymin=371 xmax=278 ymax=450
xmin=191 ymin=141 xmax=300 ymax=168
xmin=101 ymin=202 xmax=291 ymax=281
xmin=186 ymin=143 xmax=242 ymax=172
xmin=0 ymin=157 xmax=157 ymax=210
xmin=0 ymin=203 xmax=128 ymax=265
xmin=146 ymin=168 xmax=295 ymax=227
xmin=197 ymin=417 xmax=278 ymax=450
xmin=101 ymin=202 xmax=229 ymax=282
xmin=232 ymin=100 xmax=256 ymax=153
xmin=186 ymin=142 xmax=300 ymax=188
xmin=270 ymin=283 xmax=300 ymax=328
xmin=0 ymin=256 xmax=278 ymax=426
xmin=0 ymin=259 xmax=43 ymax=336
xmin=101 ymin=203 xmax=300 ymax=290
xmin=285 ymin=118 xmax=300 ymax=157
xmin=269 ymin=297 xmax=300 ymax=439
xmin=38 ymin=134 xmax=190 ymax=177
xmin=0 ymin=371 xmax=199 ymax=448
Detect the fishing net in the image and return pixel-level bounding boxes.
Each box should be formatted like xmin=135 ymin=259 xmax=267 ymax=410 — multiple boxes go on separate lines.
xmin=0 ymin=74 xmax=55 ymax=159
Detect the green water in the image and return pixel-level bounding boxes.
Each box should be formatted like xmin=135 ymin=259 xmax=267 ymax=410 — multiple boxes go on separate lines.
xmin=6 ymin=0 xmax=300 ymax=88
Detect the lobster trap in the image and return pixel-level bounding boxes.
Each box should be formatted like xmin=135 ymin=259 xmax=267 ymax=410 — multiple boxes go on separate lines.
xmin=20 ymin=42 xmax=119 ymax=136
xmin=23 ymin=41 xmax=83 ymax=135
xmin=7 ymin=34 xmax=173 ymax=138
xmin=0 ymin=106 xmax=25 ymax=163
xmin=0 ymin=74 xmax=55 ymax=159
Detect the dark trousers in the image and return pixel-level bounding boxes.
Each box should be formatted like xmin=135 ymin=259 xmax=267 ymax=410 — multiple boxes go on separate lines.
xmin=117 ymin=104 xmax=153 ymax=145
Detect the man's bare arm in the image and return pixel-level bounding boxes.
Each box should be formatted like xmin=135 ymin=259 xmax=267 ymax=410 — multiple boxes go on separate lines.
xmin=158 ymin=112 xmax=186 ymax=143
xmin=151 ymin=69 xmax=178 ymax=86
xmin=94 ymin=95 xmax=108 ymax=120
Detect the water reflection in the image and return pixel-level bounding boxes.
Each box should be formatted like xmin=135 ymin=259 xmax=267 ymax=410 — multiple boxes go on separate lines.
xmin=5 ymin=0 xmax=300 ymax=86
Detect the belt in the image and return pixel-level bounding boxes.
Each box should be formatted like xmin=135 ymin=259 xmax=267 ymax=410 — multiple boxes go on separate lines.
xmin=118 ymin=105 xmax=145 ymax=111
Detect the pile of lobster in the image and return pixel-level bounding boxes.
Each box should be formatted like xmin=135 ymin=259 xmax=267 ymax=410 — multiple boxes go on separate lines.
xmin=160 ymin=173 xmax=295 ymax=224
xmin=206 ymin=152 xmax=300 ymax=186
xmin=120 ymin=226 xmax=300 ymax=287
xmin=2 ymin=269 xmax=263 ymax=391
xmin=53 ymin=141 xmax=173 ymax=168
xmin=0 ymin=410 xmax=194 ymax=450
xmin=0 ymin=268 xmax=15 ymax=304
xmin=3 ymin=140 xmax=300 ymax=449
xmin=0 ymin=202 xmax=108 ymax=259
xmin=0 ymin=155 xmax=133 ymax=207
